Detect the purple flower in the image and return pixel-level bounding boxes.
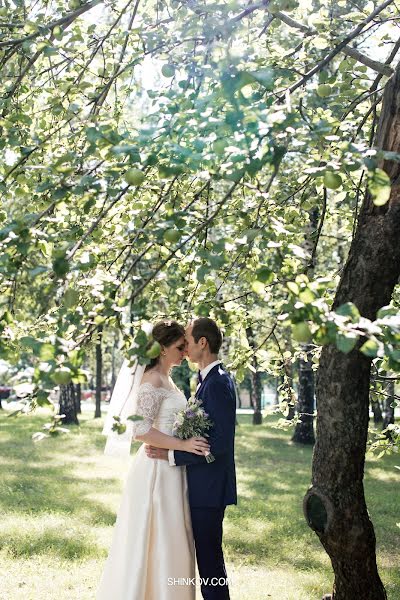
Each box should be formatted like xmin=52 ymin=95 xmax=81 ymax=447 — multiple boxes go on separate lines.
xmin=204 ymin=412 xmax=209 ymax=418
xmin=186 ymin=410 xmax=195 ymax=418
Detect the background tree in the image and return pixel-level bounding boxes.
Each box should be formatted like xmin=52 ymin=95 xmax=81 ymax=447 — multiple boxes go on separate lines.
xmin=58 ymin=382 xmax=79 ymax=426
xmin=245 ymin=325 xmax=263 ymax=425
xmin=75 ymin=382 xmax=82 ymax=414
xmin=94 ymin=325 xmax=103 ymax=419
xmin=292 ymin=205 xmax=319 ymax=444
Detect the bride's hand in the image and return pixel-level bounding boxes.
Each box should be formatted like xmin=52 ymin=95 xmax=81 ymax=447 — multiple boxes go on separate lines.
xmin=181 ymin=436 xmax=210 ymax=455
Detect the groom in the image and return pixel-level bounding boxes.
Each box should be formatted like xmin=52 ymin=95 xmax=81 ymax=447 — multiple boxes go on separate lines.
xmin=145 ymin=317 xmax=237 ymax=600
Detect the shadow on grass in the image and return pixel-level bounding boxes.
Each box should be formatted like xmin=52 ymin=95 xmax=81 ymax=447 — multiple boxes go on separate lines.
xmin=0 ymin=528 xmax=103 ymax=560
xmin=0 ymin=411 xmax=121 ymax=561
xmin=231 ymin=414 xmax=400 ymax=588
xmin=1 ymin=409 xmax=398 ymax=587
xmin=226 ymin=416 xmax=325 ymax=571
xmin=0 ymin=466 xmax=118 ymax=526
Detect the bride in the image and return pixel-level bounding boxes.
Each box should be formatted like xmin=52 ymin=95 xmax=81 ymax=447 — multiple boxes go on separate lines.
xmin=96 ymin=320 xmax=210 ymax=600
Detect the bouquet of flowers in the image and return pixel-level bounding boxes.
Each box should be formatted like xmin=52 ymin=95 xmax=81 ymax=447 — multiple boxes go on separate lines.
xmin=172 ymin=397 xmax=215 ymax=463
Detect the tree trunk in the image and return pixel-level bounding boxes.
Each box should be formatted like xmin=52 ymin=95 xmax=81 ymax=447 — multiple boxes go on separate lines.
xmin=75 ymin=383 xmax=81 ymax=414
xmin=292 ymin=206 xmax=318 ymax=437
xmin=236 ymin=379 xmax=242 ymax=409
xmin=304 ymin=64 xmax=400 ymax=599
xmin=110 ymin=333 xmax=118 ymax=394
xmin=250 ymin=370 xmax=263 ymax=425
xmin=382 ymin=380 xmax=395 ymax=431
xmin=245 ymin=326 xmax=263 ymax=425
xmin=59 ymin=382 xmax=79 ymax=425
xmin=95 ymin=325 xmax=103 ymax=419
xmin=0 ymin=389 xmax=8 ymax=409
xmin=292 ymin=343 xmax=316 ymax=444
xmin=371 ymin=399 xmax=383 ymax=424
xmin=337 ymin=216 xmax=345 ymax=265
xmin=172 ymin=359 xmax=192 ymax=399
xmin=283 ymin=339 xmax=296 ymax=420
xmin=370 ymin=377 xmax=383 ymax=424
xmin=231 ymin=377 xmax=240 ymax=425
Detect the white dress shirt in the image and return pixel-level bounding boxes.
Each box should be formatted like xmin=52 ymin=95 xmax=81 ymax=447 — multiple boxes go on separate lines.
xmin=168 ymin=360 xmax=222 ymax=466
xmin=198 ymin=360 xmax=222 ymax=386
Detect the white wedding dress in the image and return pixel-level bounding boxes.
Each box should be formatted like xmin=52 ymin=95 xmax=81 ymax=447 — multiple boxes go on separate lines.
xmin=96 ymin=383 xmax=195 ymax=600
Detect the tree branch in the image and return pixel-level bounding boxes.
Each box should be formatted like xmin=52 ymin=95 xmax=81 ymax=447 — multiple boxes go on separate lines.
xmin=341 ymin=46 xmax=394 ymax=76
xmin=128 ymin=183 xmax=238 ymax=302
xmin=91 ymin=0 xmax=141 ymax=114
xmin=229 ymin=1 xmax=265 ymax=24
xmin=309 ymin=187 xmax=327 ymax=269
xmin=0 ymin=0 xmax=103 ymax=48
xmin=67 ymin=185 xmax=131 ymax=261
xmin=272 ymin=4 xmax=394 ymax=83
xmin=3 ymin=117 xmax=74 ymax=181
xmin=370 ymin=35 xmax=400 ymax=94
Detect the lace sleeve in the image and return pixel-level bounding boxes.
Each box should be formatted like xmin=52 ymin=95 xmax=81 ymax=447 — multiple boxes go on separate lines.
xmin=131 ymin=383 xmax=164 ymax=438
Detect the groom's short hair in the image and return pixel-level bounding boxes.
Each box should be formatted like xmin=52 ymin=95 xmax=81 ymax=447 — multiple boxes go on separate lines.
xmin=192 ymin=318 xmax=222 ymax=354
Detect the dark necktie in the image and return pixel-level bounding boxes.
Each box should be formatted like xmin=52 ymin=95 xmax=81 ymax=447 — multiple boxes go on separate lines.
xmin=197 ymin=371 xmax=203 ymax=386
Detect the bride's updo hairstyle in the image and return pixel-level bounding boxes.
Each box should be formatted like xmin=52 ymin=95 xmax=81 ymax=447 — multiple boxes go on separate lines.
xmin=145 ymin=320 xmax=185 ymax=371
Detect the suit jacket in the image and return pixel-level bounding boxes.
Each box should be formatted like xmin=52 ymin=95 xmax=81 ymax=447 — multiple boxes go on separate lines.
xmin=174 ymin=364 xmax=237 ymax=508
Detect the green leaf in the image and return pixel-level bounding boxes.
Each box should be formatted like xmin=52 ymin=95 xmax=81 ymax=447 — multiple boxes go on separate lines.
xmin=336 ymin=333 xmax=357 ymax=354
xmin=134 ymin=329 xmax=148 ymax=347
xmin=298 ymin=288 xmax=315 ymax=304
xmin=1 ymin=310 xmax=13 ymax=324
xmin=312 ymin=36 xmax=329 ymax=50
xmin=195 ymin=303 xmax=210 ymax=316
xmin=287 ymin=282 xmax=299 ymax=295
xmin=39 ymin=344 xmax=55 ymax=361
xmin=360 ymin=339 xmax=379 ymax=358
xmin=20 ymin=336 xmax=40 ymax=349
xmin=43 ymin=45 xmax=58 ymax=57
xmin=112 ymin=421 xmax=127 ymax=434
xmin=368 ymin=168 xmax=391 ymax=206
xmin=36 ymin=389 xmax=51 ymax=406
xmin=29 ymin=266 xmax=48 ymax=277
xmin=86 ymin=127 xmax=100 ymax=144
xmin=196 ymin=265 xmax=209 ymax=283
xmin=336 ymin=302 xmax=360 ymax=320
xmin=256 ymin=267 xmax=274 ymax=284
xmin=209 ymin=254 xmax=225 ymax=268
xmin=291 ymin=322 xmax=312 ymax=343
xmin=244 ymin=229 xmax=260 ymax=242
xmin=390 ymin=350 xmax=400 ymax=363
xmin=63 ymin=288 xmax=79 ymax=308
xmin=127 ymin=414 xmax=144 ymax=422
xmin=53 ymin=256 xmax=70 ymax=277
xmin=146 ymin=341 xmax=161 ymax=359
xmin=52 ymin=367 xmax=72 ymax=385
xmin=51 ymin=187 xmax=69 ymax=200
xmin=377 ymin=305 xmax=397 ymax=318
xmin=251 ymin=280 xmax=265 ymax=295
xmin=249 ymin=67 xmax=275 ymax=90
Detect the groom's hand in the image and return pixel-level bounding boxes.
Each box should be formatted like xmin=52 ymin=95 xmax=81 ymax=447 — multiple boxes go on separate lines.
xmin=145 ymin=445 xmax=168 ymax=460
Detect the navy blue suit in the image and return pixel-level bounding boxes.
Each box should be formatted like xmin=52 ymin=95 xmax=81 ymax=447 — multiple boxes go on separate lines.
xmin=173 ymin=364 xmax=237 ymax=600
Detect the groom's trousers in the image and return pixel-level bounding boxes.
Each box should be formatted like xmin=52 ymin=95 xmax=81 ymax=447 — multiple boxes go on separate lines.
xmin=190 ymin=507 xmax=230 ymax=600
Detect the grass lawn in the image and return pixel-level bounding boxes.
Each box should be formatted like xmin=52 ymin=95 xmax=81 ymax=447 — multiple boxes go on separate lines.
xmin=0 ymin=408 xmax=399 ymax=600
